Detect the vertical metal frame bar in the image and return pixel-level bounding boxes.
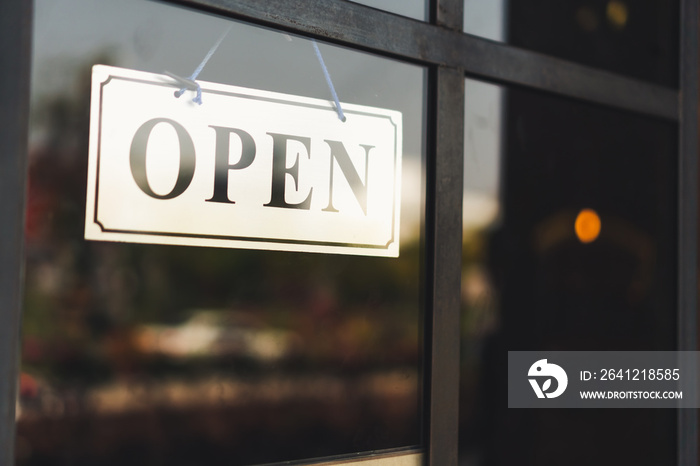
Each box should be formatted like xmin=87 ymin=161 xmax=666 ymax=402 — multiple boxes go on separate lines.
xmin=425 ymin=3 xmax=464 ymax=465
xmin=678 ymin=0 xmax=698 ymax=465
xmin=425 ymin=65 xmax=464 ymax=466
xmin=432 ymin=0 xmax=463 ymax=30
xmin=0 ymin=0 xmax=32 ymax=463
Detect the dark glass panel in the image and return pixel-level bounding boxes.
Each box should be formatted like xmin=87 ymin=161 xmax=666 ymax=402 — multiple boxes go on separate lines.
xmin=460 ymin=78 xmax=678 ymax=465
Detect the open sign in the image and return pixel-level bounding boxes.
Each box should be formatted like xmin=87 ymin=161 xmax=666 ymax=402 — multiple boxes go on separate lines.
xmin=85 ymin=65 xmax=402 ymax=257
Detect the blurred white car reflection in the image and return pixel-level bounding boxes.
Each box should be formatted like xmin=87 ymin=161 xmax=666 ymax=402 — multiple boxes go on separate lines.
xmin=135 ymin=310 xmax=298 ymax=361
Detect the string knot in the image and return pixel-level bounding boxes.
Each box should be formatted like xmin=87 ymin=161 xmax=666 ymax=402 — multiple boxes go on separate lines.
xmin=168 ymin=26 xmax=231 ymax=105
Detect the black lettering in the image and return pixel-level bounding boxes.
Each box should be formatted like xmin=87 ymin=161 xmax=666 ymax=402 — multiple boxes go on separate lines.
xmin=206 ymin=126 xmax=256 ymax=204
xmin=264 ymin=133 xmax=313 ymax=210
xmin=323 ymin=141 xmax=372 ymax=215
xmin=129 ymin=118 xmax=196 ymax=200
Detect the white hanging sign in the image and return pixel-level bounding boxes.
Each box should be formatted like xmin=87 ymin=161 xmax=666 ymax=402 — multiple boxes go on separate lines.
xmin=85 ymin=65 xmax=402 ymax=257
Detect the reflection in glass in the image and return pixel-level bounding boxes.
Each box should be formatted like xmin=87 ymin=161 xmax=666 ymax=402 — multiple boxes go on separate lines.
xmin=464 ymin=0 xmax=678 ymax=87
xmin=460 ymin=79 xmax=677 ymax=465
xmin=463 ymin=0 xmax=507 ymax=42
xmin=348 ymin=0 xmax=427 ymax=21
xmin=460 ymin=78 xmax=502 ymax=466
xmin=19 ymin=1 xmax=425 ymax=465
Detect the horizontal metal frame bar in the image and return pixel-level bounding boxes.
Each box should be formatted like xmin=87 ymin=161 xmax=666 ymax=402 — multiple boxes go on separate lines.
xmin=169 ymin=0 xmax=679 ymax=120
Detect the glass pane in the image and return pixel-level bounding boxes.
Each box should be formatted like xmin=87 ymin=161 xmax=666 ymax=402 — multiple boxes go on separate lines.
xmin=348 ymin=0 xmax=427 ymax=21
xmin=463 ymin=0 xmax=507 ymax=42
xmin=460 ymin=79 xmax=678 ymax=464
xmin=464 ymin=0 xmax=679 ymax=87
xmin=18 ymin=1 xmax=426 ymax=465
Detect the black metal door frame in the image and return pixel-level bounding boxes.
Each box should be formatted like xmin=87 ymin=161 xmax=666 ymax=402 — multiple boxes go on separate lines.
xmin=0 ymin=0 xmax=696 ymax=465
xmin=0 ymin=0 xmax=33 ymax=464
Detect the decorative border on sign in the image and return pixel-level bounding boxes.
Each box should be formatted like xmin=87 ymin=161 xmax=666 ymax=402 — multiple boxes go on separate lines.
xmin=93 ymin=73 xmax=401 ymax=251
